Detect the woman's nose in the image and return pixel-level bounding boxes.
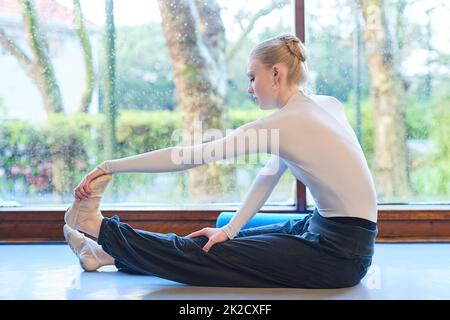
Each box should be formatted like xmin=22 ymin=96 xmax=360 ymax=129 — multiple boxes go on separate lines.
xmin=247 ymin=84 xmax=253 ymax=94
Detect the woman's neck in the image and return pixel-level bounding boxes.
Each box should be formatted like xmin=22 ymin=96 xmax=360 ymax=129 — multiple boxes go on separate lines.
xmin=277 ymin=86 xmax=300 ymax=109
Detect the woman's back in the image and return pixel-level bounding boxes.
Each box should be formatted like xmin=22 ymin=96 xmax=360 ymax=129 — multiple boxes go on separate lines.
xmin=258 ymin=91 xmax=378 ymax=223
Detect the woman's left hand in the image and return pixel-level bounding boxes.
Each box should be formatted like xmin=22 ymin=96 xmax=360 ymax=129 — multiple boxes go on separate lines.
xmin=73 ymin=167 xmax=106 ymax=200
xmin=186 ymin=227 xmax=229 ymax=253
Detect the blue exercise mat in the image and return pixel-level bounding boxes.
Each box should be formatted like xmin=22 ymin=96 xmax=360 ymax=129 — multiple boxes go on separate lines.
xmin=216 ymin=212 xmax=308 ymax=229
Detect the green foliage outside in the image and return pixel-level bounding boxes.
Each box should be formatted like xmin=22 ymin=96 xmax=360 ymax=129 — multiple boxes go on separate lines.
xmin=409 ymin=90 xmax=450 ymax=201
xmin=0 ymin=108 xmax=276 ymax=203
xmin=343 ymin=90 xmax=450 ymax=202
xmin=108 ymin=23 xmax=176 ymax=111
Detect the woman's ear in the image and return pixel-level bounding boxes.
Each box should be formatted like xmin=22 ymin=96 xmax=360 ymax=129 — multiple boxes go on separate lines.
xmin=272 ymin=65 xmax=281 ymax=87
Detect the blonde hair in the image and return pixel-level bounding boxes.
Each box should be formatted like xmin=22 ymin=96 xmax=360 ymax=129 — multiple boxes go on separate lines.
xmin=250 ymin=34 xmax=308 ymax=87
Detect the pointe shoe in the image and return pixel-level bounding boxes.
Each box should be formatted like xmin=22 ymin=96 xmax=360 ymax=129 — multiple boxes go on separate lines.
xmin=63 ymin=224 xmax=102 ymax=271
xmin=64 ymin=173 xmax=113 ymax=232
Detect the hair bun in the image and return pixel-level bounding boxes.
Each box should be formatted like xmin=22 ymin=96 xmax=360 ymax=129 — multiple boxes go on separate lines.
xmin=279 ymin=35 xmax=300 ymax=43
xmin=278 ymin=34 xmax=306 ymax=62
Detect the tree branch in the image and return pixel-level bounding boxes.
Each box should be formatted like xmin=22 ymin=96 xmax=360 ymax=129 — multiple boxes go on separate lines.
xmin=0 ymin=28 xmax=34 ymax=77
xmin=226 ymin=0 xmax=289 ymax=61
xmin=73 ymin=0 xmax=95 ymax=113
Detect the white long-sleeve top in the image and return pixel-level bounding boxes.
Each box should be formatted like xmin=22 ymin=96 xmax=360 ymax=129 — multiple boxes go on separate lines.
xmin=97 ymin=91 xmax=378 ymax=239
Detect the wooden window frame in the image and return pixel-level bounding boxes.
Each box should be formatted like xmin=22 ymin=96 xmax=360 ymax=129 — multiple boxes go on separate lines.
xmin=0 ymin=0 xmax=449 ymax=243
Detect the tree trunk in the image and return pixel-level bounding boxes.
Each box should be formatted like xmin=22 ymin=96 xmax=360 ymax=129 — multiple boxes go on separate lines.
xmin=22 ymin=0 xmax=66 ymax=201
xmin=103 ymin=0 xmax=117 ymax=161
xmin=353 ymin=1 xmax=362 ymax=143
xmin=21 ymin=0 xmax=63 ymax=114
xmin=73 ymin=0 xmax=95 ymax=113
xmin=357 ymin=0 xmax=412 ymax=201
xmin=158 ymin=0 xmax=235 ymax=203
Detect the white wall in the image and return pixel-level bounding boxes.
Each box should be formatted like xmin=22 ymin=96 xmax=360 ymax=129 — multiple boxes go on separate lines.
xmin=0 ymin=21 xmax=100 ymax=123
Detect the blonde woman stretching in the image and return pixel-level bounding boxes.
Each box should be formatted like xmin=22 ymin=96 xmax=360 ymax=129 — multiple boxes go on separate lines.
xmin=64 ymin=34 xmax=378 ymax=288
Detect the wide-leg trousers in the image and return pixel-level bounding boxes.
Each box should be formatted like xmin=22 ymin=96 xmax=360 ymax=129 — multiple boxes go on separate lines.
xmin=97 ymin=208 xmax=377 ymax=288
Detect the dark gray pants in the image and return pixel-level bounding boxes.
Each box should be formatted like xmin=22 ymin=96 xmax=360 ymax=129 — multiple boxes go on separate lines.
xmin=97 ymin=209 xmax=377 ymax=288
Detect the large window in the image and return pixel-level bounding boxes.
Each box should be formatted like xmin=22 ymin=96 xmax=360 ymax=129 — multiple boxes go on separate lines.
xmin=305 ymin=0 xmax=450 ymax=205
xmin=0 ymin=0 xmax=296 ymax=207
xmin=1 ymin=0 xmax=449 ymax=212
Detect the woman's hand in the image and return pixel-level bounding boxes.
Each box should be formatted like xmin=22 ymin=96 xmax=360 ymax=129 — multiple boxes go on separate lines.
xmin=73 ymin=167 xmax=106 ymax=200
xmin=186 ymin=227 xmax=229 ymax=253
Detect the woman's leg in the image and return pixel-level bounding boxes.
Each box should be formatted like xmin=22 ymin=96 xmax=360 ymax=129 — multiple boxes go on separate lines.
xmin=235 ymin=214 xmax=312 ymax=238
xmin=97 ymin=216 xmax=314 ymax=275
xmin=97 ymin=215 xmax=360 ymax=288
xmin=107 ymin=216 xmax=314 ymax=276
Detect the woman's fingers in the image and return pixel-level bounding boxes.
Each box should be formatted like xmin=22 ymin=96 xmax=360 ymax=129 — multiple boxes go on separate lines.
xmin=202 ymin=239 xmax=215 ymax=253
xmin=74 ymin=179 xmax=90 ymax=200
xmin=186 ymin=229 xmax=205 ymax=238
xmin=73 ymin=168 xmax=106 ymax=201
xmin=82 ymin=179 xmax=92 ymax=195
xmin=202 ymin=230 xmax=229 ymax=253
xmin=75 ymin=189 xmax=84 ymax=200
xmin=186 ymin=228 xmax=228 ymax=253
xmin=78 ymin=182 xmax=90 ymax=198
xmin=76 ymin=189 xmax=86 ymax=200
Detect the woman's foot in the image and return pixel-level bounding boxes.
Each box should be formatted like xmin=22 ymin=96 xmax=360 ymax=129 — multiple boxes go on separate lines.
xmin=64 ymin=174 xmax=113 ymax=238
xmin=63 ymin=224 xmax=115 ymax=271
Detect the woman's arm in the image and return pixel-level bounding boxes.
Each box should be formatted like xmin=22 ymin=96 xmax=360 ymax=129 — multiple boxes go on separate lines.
xmin=97 ymin=118 xmax=278 ymax=174
xmin=220 ymin=154 xmax=288 ymax=240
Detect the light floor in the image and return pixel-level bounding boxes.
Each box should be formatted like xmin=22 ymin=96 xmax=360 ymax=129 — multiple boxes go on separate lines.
xmin=0 ymin=243 xmax=449 ymax=300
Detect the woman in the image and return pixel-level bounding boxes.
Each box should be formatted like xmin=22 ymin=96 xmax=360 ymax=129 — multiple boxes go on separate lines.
xmin=64 ymin=34 xmax=378 ymax=288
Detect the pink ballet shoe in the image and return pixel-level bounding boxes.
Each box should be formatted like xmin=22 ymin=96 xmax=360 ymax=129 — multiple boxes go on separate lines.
xmin=64 ymin=174 xmax=113 ymax=233
xmin=63 ymin=224 xmax=102 ymax=271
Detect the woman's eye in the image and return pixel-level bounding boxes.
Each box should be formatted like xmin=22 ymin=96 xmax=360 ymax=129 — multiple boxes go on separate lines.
xmin=249 ymin=77 xmax=255 ymax=82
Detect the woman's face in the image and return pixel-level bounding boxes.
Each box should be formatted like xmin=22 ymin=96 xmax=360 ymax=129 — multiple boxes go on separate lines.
xmin=247 ymin=58 xmax=278 ymax=110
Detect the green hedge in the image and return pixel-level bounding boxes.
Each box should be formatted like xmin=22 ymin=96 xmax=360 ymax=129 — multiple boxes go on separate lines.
xmin=1 ymin=101 xmax=448 ymax=199
xmin=0 ymin=109 xmax=268 ymax=196
xmin=410 ymin=90 xmax=450 ymax=198
xmin=344 ymin=94 xmax=450 ymax=198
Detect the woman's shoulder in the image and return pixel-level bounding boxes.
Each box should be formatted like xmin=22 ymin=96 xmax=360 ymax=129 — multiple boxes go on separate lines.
xmin=308 ymin=94 xmax=342 ymax=105
xmin=306 ymin=94 xmax=345 ymax=112
xmin=236 ymin=111 xmax=287 ymax=133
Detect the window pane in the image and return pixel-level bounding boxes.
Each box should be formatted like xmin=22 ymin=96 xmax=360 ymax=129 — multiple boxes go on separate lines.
xmin=305 ymin=0 xmax=450 ymax=205
xmin=0 ymin=0 xmax=296 ymax=207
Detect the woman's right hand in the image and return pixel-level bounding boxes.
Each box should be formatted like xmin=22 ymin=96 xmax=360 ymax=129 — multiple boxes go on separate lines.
xmin=186 ymin=227 xmax=229 ymax=253
xmin=73 ymin=167 xmax=106 ymax=200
